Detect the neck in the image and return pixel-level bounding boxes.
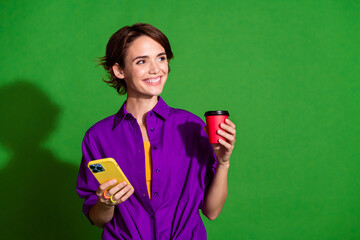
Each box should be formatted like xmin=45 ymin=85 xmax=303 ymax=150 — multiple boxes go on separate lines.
xmin=126 ymin=95 xmax=158 ymax=124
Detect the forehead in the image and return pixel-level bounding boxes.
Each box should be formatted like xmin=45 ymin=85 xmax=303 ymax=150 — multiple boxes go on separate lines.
xmin=126 ymin=36 xmax=165 ymax=58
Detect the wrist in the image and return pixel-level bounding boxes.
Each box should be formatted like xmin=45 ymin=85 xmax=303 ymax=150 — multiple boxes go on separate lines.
xmin=217 ymin=160 xmax=230 ymax=170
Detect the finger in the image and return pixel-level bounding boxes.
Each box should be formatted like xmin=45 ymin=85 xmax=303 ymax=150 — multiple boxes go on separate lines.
xmin=97 ymin=179 xmax=118 ymax=194
xmin=108 ymin=181 xmax=128 ymax=196
xmin=109 ymin=195 xmax=118 ymax=206
xmin=218 ymin=138 xmax=233 ymax=150
xmin=119 ymin=187 xmax=135 ymax=203
xmin=225 ymin=118 xmax=236 ymax=128
xmin=103 ymin=190 xmax=111 ymax=199
xmin=220 ymin=123 xmax=236 ymax=135
xmin=113 ymin=185 xmax=132 ymax=203
xmin=217 ymin=129 xmax=235 ymax=142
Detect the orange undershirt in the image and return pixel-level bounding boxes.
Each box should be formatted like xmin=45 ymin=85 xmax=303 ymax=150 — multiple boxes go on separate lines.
xmin=144 ymin=141 xmax=152 ymax=199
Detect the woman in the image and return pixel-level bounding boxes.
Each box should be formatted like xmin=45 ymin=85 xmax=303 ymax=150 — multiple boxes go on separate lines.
xmin=76 ymin=23 xmax=236 ymax=239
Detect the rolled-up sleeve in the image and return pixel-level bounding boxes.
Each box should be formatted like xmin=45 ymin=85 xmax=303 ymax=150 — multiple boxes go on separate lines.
xmin=195 ymin=118 xmax=218 ymax=208
xmin=76 ymin=131 xmax=101 ymax=224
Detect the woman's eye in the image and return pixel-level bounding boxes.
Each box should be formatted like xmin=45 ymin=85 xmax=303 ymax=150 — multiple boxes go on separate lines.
xmin=136 ymin=60 xmax=145 ymax=64
xmin=158 ymin=56 xmax=166 ymax=62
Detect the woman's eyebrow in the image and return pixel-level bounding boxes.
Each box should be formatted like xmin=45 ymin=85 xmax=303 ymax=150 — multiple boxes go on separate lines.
xmin=132 ymin=52 xmax=166 ymax=62
xmin=132 ymin=55 xmax=147 ymax=62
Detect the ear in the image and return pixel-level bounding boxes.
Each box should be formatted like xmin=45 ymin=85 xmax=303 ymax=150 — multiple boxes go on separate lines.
xmin=112 ymin=63 xmax=125 ymax=79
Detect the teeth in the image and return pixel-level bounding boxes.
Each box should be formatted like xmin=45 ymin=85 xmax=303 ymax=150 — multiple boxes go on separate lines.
xmin=145 ymin=77 xmax=160 ymax=83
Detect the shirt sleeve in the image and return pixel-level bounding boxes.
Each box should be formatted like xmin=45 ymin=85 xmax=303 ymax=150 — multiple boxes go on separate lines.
xmin=197 ymin=118 xmax=218 ymax=208
xmin=76 ymin=130 xmax=102 ymax=224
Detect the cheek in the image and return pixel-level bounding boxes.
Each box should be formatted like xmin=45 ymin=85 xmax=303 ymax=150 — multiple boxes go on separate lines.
xmin=162 ymin=63 xmax=169 ymax=74
xmin=125 ymin=66 xmax=145 ymax=79
xmin=132 ymin=66 xmax=145 ymax=75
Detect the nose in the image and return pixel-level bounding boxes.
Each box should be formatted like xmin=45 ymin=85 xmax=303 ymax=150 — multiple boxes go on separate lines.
xmin=149 ymin=60 xmax=160 ymax=74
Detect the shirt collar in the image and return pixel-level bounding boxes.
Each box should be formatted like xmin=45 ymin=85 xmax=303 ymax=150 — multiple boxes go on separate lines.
xmin=152 ymin=96 xmax=170 ymax=120
xmin=113 ymin=96 xmax=170 ymax=129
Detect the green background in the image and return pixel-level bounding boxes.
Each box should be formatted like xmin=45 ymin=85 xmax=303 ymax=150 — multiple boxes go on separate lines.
xmin=0 ymin=0 xmax=359 ymax=239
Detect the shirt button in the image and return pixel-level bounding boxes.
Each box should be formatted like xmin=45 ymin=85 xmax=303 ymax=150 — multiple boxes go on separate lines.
xmin=154 ymin=192 xmax=158 ymax=196
xmin=150 ymin=128 xmax=154 ymax=131
xmin=153 ymin=146 xmax=157 ymax=150
xmin=150 ymin=113 xmax=153 ymax=116
xmin=156 ymin=168 xmax=160 ymax=172
xmin=143 ymin=193 xmax=146 ymax=197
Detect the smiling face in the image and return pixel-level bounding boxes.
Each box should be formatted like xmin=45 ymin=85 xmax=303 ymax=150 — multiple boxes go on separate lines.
xmin=113 ymin=36 xmax=169 ymax=100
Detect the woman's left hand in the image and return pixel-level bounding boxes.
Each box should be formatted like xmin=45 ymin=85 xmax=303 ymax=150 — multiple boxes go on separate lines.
xmin=211 ymin=118 xmax=236 ymax=166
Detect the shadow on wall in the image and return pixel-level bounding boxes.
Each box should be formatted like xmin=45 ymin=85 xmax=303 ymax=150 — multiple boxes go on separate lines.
xmin=0 ymin=81 xmax=100 ymax=239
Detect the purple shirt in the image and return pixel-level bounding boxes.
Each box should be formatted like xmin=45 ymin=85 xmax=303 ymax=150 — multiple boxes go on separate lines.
xmin=76 ymin=97 xmax=216 ymax=239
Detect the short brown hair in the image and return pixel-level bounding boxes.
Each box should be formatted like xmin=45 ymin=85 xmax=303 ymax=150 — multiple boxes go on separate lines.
xmin=99 ymin=23 xmax=174 ymax=94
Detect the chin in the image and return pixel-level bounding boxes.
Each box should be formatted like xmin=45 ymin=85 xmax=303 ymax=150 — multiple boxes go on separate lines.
xmin=149 ymin=90 xmax=163 ymax=97
xmin=148 ymin=86 xmax=165 ymax=96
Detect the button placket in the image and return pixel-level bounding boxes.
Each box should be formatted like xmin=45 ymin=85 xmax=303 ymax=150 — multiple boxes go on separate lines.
xmin=147 ymin=111 xmax=162 ymax=202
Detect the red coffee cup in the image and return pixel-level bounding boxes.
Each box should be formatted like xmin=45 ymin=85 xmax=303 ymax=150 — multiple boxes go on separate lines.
xmin=204 ymin=111 xmax=230 ymax=144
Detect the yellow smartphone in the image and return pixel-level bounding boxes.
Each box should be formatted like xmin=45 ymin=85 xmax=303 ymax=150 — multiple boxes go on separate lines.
xmin=88 ymin=158 xmax=133 ymax=190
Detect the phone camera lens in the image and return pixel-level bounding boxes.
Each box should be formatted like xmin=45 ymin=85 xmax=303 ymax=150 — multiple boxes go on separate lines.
xmin=90 ymin=165 xmax=95 ymax=169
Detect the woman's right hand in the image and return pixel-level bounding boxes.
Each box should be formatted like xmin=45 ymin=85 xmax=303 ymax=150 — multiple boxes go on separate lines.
xmin=96 ymin=179 xmax=134 ymax=207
